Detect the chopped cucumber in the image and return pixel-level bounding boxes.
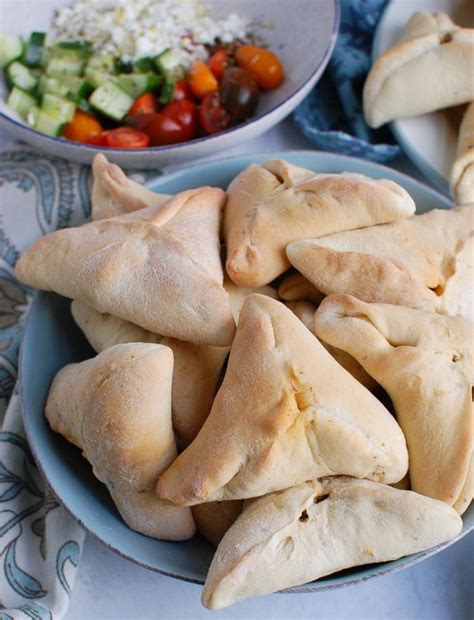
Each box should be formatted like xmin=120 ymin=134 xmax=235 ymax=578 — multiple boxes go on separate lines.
xmin=77 ymin=99 xmax=96 ymax=114
xmin=22 ymin=32 xmax=45 ymax=68
xmin=42 ymin=93 xmax=76 ymax=122
xmin=159 ymin=80 xmax=175 ymax=105
xmin=66 ymin=77 xmax=94 ymax=102
xmin=26 ymin=105 xmax=41 ymax=127
xmin=154 ymin=48 xmax=184 ymax=81
xmin=34 ymin=110 xmax=64 ymax=136
xmin=85 ymin=54 xmax=117 ymax=87
xmin=0 ymin=34 xmax=23 ymax=68
xmin=117 ymin=73 xmax=161 ymax=98
xmin=84 ymin=68 xmax=109 ymax=88
xmin=134 ymin=56 xmax=157 ymax=74
xmin=6 ymin=87 xmax=37 ymax=120
xmin=89 ymin=80 xmax=134 ymax=121
xmin=57 ymin=40 xmax=92 ymax=56
xmin=38 ymin=74 xmax=69 ymax=97
xmin=7 ymin=61 xmax=38 ymax=91
xmin=46 ymin=54 xmax=85 ymax=78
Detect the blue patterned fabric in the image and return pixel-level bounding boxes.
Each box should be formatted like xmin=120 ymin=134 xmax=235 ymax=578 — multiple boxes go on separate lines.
xmin=293 ymin=0 xmax=400 ymax=162
xmin=0 ymin=146 xmax=90 ymax=619
xmin=0 ymin=145 xmax=154 ymax=619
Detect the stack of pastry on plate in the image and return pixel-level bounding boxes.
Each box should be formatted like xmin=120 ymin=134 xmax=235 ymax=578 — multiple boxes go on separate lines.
xmin=16 ymin=153 xmax=473 ymax=610
xmin=364 ymin=11 xmax=474 ymax=205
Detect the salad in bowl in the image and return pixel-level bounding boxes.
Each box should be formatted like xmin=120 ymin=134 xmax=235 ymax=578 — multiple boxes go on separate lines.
xmin=0 ymin=0 xmax=285 ymax=148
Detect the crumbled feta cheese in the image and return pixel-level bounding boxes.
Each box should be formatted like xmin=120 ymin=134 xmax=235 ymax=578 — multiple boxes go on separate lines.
xmin=48 ymin=0 xmax=250 ymax=65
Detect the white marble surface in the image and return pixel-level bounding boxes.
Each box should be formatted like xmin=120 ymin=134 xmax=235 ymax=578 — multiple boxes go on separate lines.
xmin=1 ymin=119 xmax=472 ymax=619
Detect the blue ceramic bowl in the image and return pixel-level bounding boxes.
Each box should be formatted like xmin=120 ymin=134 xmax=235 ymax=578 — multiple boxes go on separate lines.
xmin=20 ymin=150 xmax=473 ymax=590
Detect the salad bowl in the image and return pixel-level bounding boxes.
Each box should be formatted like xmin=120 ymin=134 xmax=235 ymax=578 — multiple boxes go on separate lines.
xmin=0 ymin=0 xmax=339 ymax=168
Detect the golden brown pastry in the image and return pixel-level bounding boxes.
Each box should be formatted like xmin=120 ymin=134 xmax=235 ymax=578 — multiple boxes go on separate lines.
xmin=286 ymin=300 xmax=376 ymax=390
xmin=70 ymin=299 xmax=228 ymax=450
xmin=287 ymin=204 xmax=474 ymax=321
xmin=314 ymin=294 xmax=474 ymax=507
xmin=45 ymin=343 xmax=195 ymax=540
xmin=192 ymin=501 xmax=243 ymax=547
xmin=16 ymin=187 xmax=235 ymax=346
xmin=224 ymin=159 xmax=415 ymax=287
xmin=156 ymin=295 xmax=408 ymax=505
xmin=364 ymin=12 xmax=474 ymax=128
xmin=202 ymin=477 xmax=462 ymax=609
xmin=278 ymin=272 xmax=325 ymax=305
xmin=451 ymin=102 xmax=474 ymax=205
xmin=91 ymin=153 xmax=171 ymax=220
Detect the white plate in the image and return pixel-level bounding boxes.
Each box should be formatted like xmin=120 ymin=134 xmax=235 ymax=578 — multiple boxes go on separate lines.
xmin=373 ymin=0 xmax=474 ymax=194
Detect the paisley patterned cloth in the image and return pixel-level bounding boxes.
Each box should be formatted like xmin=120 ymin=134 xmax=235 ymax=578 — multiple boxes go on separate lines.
xmin=293 ymin=0 xmax=400 ymax=162
xmin=0 ymin=144 xmax=154 ymax=618
xmin=0 ymin=145 xmax=91 ymax=619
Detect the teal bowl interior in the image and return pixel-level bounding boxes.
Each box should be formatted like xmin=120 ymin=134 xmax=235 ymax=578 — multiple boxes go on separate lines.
xmin=20 ymin=150 xmax=473 ymax=590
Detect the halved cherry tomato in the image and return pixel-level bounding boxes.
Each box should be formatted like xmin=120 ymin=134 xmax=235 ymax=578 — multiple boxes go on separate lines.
xmin=199 ymin=91 xmax=232 ymax=134
xmin=162 ymin=100 xmax=198 ymax=141
xmin=129 ymin=92 xmax=159 ymax=115
xmin=145 ymin=113 xmax=189 ymax=146
xmin=208 ymin=50 xmax=231 ymax=81
xmin=187 ymin=60 xmax=218 ymax=99
xmin=87 ymin=131 xmax=110 ymax=146
xmin=62 ymin=110 xmax=103 ymax=144
xmin=235 ymin=45 xmax=284 ymax=90
xmin=105 ymin=127 xmax=150 ymax=149
xmin=172 ymin=79 xmax=192 ymax=102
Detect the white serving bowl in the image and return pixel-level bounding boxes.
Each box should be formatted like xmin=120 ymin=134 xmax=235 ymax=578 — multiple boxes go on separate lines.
xmin=0 ymin=0 xmax=339 ymax=168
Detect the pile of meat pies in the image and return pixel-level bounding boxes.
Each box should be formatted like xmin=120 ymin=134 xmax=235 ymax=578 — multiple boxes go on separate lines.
xmin=16 ymin=150 xmax=473 ymax=610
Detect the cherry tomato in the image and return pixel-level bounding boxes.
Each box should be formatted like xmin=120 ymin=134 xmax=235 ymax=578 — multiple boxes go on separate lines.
xmin=145 ymin=113 xmax=189 ymax=146
xmin=125 ymin=112 xmax=156 ymax=132
xmin=105 ymin=127 xmax=150 ymax=149
xmin=87 ymin=131 xmax=110 ymax=146
xmin=172 ymin=79 xmax=192 ymax=102
xmin=62 ymin=110 xmax=103 ymax=144
xmin=208 ymin=50 xmax=231 ymax=81
xmin=199 ymin=91 xmax=232 ymax=134
xmin=162 ymin=100 xmax=198 ymax=141
xmin=235 ymin=45 xmax=284 ymax=90
xmin=129 ymin=92 xmax=159 ymax=115
xmin=219 ymin=67 xmax=259 ymax=120
xmin=187 ymin=60 xmax=218 ymax=99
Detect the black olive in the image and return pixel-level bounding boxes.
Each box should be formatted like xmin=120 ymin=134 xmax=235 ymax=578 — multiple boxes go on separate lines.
xmin=219 ymin=67 xmax=259 ymax=121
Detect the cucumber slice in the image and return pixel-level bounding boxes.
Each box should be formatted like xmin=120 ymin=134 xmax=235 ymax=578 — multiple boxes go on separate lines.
xmin=57 ymin=40 xmax=92 ymax=56
xmin=84 ymin=68 xmax=109 ymax=88
xmin=117 ymin=73 xmax=161 ymax=98
xmin=66 ymin=77 xmax=94 ymax=102
xmin=85 ymin=53 xmax=117 ymax=87
xmin=22 ymin=32 xmax=45 ymax=68
xmin=0 ymin=34 xmax=23 ymax=68
xmin=134 ymin=56 xmax=157 ymax=74
xmin=34 ymin=110 xmax=64 ymax=136
xmin=38 ymin=74 xmax=70 ymax=97
xmin=89 ymin=80 xmax=134 ymax=121
xmin=7 ymin=86 xmax=37 ymax=120
xmin=42 ymin=93 xmax=76 ymax=122
xmin=46 ymin=55 xmax=86 ymax=78
xmin=26 ymin=105 xmax=41 ymax=127
xmin=159 ymin=80 xmax=175 ymax=105
xmin=7 ymin=61 xmax=38 ymax=91
xmin=154 ymin=48 xmax=184 ymax=81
